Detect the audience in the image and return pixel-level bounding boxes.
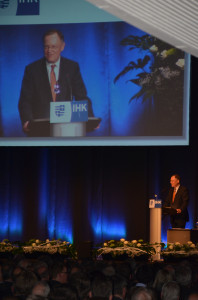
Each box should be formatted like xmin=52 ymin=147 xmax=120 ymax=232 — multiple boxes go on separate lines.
xmin=91 ymin=272 xmax=113 ymax=300
xmin=134 ymin=263 xmax=154 ymax=287
xmin=112 ymin=275 xmax=127 ymax=300
xmin=129 ymin=286 xmax=157 ymax=300
xmin=0 ymin=252 xmax=198 ymax=300
xmin=175 ymin=262 xmax=193 ymax=300
xmin=161 ymin=281 xmax=180 ymax=300
xmin=12 ymin=270 xmax=38 ymax=299
xmin=152 ymin=269 xmax=174 ymax=299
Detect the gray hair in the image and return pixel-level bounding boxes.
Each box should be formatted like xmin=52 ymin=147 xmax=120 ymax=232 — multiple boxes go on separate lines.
xmin=161 ymin=281 xmax=180 ymax=300
xmin=31 ymin=281 xmax=50 ymax=297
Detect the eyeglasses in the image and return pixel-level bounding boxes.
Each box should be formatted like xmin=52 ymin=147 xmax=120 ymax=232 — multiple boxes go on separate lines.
xmin=44 ymin=45 xmax=59 ymax=51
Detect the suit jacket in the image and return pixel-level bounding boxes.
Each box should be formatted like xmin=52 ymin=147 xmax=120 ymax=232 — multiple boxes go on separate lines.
xmin=18 ymin=56 xmax=93 ymax=124
xmin=164 ymin=185 xmax=189 ymax=221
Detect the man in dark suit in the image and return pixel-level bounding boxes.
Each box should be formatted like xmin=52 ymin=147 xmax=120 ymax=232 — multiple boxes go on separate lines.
xmin=163 ymin=174 xmax=189 ymax=228
xmin=18 ymin=29 xmax=93 ymax=133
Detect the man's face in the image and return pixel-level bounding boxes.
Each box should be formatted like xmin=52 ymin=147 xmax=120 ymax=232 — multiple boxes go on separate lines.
xmin=44 ymin=33 xmax=65 ymax=63
xmin=170 ymin=176 xmax=180 ymax=188
xmin=58 ymin=266 xmax=68 ymax=284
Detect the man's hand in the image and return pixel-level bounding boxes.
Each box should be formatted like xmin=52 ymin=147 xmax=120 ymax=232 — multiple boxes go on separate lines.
xmin=23 ymin=121 xmax=30 ymax=132
xmin=176 ymin=209 xmax=181 ymax=214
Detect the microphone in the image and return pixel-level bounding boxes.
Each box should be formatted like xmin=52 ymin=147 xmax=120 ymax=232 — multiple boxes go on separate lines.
xmin=66 ymin=74 xmax=73 ymax=101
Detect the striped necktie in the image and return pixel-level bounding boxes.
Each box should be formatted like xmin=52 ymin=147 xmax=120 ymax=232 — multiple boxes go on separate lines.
xmin=172 ymin=188 xmax=176 ymax=203
xmin=50 ymin=64 xmax=56 ymax=101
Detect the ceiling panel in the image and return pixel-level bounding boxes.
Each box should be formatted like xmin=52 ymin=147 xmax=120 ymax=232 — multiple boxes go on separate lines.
xmin=86 ymin=0 xmax=198 ymax=57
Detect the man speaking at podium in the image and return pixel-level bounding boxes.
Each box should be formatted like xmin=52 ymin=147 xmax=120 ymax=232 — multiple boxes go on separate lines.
xmin=18 ymin=29 xmax=94 ymax=133
xmin=163 ymin=174 xmax=189 ymax=228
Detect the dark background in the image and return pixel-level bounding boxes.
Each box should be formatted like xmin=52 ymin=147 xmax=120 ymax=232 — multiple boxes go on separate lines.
xmin=0 ymin=56 xmax=197 ymax=256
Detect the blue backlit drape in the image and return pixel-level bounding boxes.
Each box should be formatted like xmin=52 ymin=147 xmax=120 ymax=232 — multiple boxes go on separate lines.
xmin=0 ymin=145 xmax=196 ymax=246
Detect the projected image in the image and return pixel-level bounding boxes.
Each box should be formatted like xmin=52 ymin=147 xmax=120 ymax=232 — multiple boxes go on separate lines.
xmin=0 ymin=22 xmax=188 ymax=144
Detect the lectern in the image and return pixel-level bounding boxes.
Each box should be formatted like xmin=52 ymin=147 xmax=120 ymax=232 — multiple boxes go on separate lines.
xmin=50 ymin=101 xmax=88 ymax=137
xmin=28 ymin=101 xmax=101 ymax=137
xmin=149 ymin=198 xmax=162 ymax=260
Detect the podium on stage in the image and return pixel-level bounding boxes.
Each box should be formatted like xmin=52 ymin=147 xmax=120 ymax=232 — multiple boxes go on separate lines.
xmin=167 ymin=228 xmax=198 ymax=244
xmin=162 ymin=206 xmax=177 ymax=216
xmin=149 ymin=198 xmax=162 ymax=260
xmin=28 ymin=101 xmax=101 ymax=137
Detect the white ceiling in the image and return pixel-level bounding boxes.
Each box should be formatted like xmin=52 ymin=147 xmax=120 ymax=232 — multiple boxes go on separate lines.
xmin=86 ymin=0 xmax=198 ymax=57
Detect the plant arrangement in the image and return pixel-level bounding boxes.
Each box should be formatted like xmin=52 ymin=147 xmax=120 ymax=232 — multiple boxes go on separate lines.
xmin=162 ymin=241 xmax=198 ymax=258
xmin=0 ymin=239 xmax=77 ymax=259
xmin=95 ymin=238 xmax=163 ymax=260
xmin=0 ymin=239 xmax=18 ymax=254
xmin=114 ymin=34 xmax=185 ymax=104
xmin=22 ymin=239 xmax=77 ymax=259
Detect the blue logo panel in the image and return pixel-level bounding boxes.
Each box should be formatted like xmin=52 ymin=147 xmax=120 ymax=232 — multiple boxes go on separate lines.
xmin=55 ymin=105 xmax=65 ymax=117
xmin=50 ymin=101 xmax=88 ymax=124
xmin=0 ymin=0 xmax=9 ymax=9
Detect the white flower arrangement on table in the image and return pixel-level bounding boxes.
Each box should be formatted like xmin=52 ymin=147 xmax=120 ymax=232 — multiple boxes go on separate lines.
xmin=0 ymin=239 xmax=17 ymax=253
xmin=162 ymin=241 xmax=198 ymax=257
xmin=96 ymin=238 xmax=162 ymax=260
xmin=22 ymin=239 xmax=77 ymax=259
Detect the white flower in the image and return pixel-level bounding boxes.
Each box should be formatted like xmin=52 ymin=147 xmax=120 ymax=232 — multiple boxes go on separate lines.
xmin=176 ymin=58 xmax=185 ymax=68
xmin=168 ymin=245 xmax=173 ymax=250
xmin=149 ymin=45 xmax=158 ymax=52
xmin=190 ymin=244 xmax=196 ymax=248
xmin=137 ymin=243 xmax=141 ymax=247
xmin=46 ymin=239 xmax=50 ymax=243
xmin=124 ymin=241 xmax=128 ymax=245
xmin=161 ymin=50 xmax=168 ymax=58
xmin=159 ymin=67 xmax=180 ymax=79
xmin=187 ymin=241 xmax=192 ymax=245
xmin=32 ymin=243 xmax=36 ymax=247
xmin=103 ymin=243 xmax=108 ymax=247
xmin=120 ymin=238 xmax=125 ymax=242
xmin=36 ymin=239 xmax=40 ymax=244
xmin=175 ymin=242 xmax=180 ymax=245
xmin=131 ymin=240 xmax=137 ymax=244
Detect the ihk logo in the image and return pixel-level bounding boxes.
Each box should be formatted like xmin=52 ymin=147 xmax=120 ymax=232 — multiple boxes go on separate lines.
xmin=55 ymin=105 xmax=65 ymax=117
xmin=0 ymin=0 xmax=9 ymax=9
xmin=72 ymin=103 xmax=87 ymax=112
xmin=17 ymin=0 xmax=39 ymax=15
xmin=155 ymin=200 xmax=162 ymax=205
xmin=0 ymin=0 xmax=39 ymax=15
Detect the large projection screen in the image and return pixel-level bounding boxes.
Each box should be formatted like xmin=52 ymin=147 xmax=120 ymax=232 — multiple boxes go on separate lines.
xmin=0 ymin=0 xmax=190 ymax=146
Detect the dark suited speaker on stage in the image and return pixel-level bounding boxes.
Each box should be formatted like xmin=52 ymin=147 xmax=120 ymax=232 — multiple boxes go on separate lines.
xmin=163 ymin=174 xmax=189 ymax=229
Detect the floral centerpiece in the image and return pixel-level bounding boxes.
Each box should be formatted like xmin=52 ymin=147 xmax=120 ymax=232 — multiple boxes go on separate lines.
xmin=162 ymin=241 xmax=198 ymax=261
xmin=0 ymin=239 xmax=19 ymax=254
xmin=95 ymin=238 xmax=162 ymax=261
xmin=22 ymin=239 xmax=77 ymax=259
